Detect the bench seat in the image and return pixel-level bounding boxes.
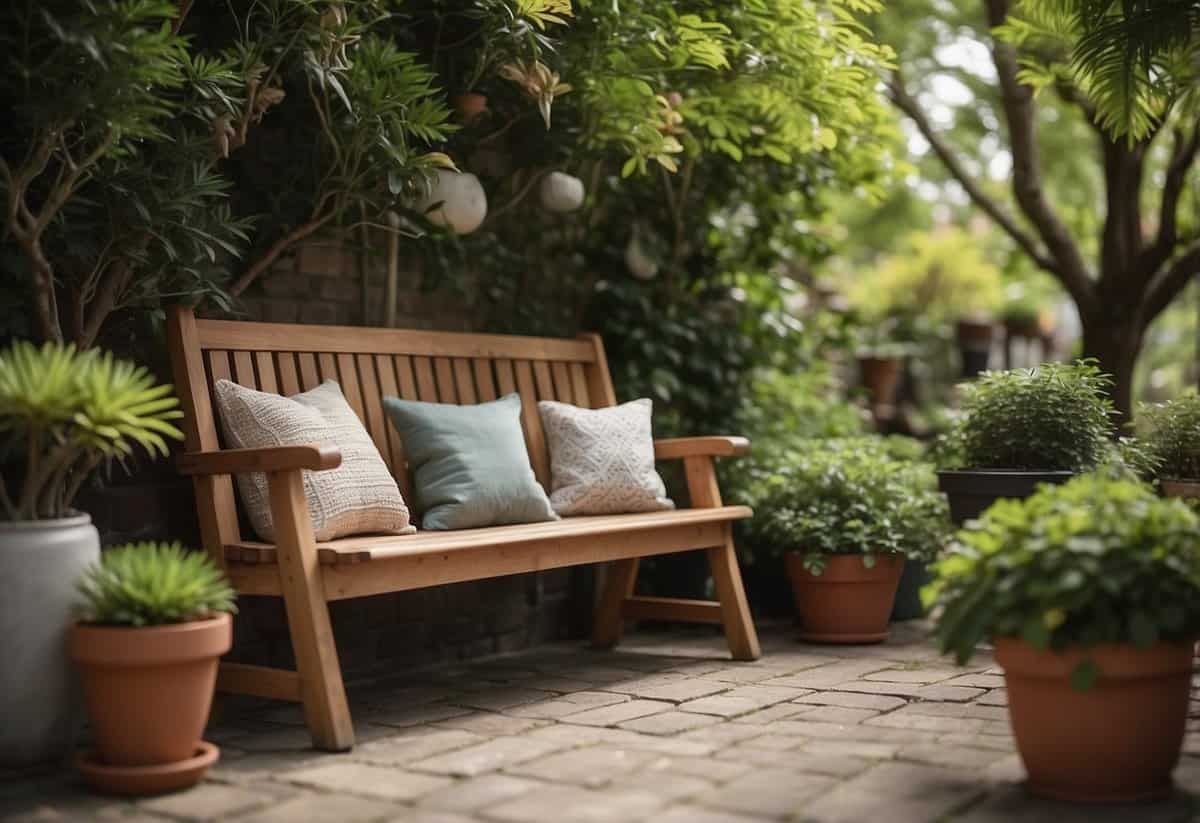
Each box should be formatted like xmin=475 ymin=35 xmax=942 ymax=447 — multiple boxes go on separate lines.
xmin=227 ymin=506 xmax=753 ymax=566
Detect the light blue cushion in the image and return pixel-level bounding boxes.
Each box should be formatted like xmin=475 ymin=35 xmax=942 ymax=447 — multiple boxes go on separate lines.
xmin=382 ymin=393 xmax=558 ymax=530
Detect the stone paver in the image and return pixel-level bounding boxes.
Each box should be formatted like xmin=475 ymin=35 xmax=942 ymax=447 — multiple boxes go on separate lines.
xmin=282 ymin=760 xmax=452 ymax=801
xmin=408 ymin=736 xmax=559 ymax=777
xmin=14 ymin=622 xmax=1200 ymax=823
xmin=485 ymin=784 xmax=667 ymax=823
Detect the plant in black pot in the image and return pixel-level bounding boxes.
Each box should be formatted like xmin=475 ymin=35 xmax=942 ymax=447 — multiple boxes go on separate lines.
xmin=746 ymin=438 xmax=950 ymax=643
xmin=936 ymin=360 xmax=1115 ymax=525
xmin=1137 ymin=393 xmax=1200 ymax=501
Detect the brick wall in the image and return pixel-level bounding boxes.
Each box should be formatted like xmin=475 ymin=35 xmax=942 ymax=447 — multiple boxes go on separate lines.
xmin=89 ymin=233 xmax=592 ymax=679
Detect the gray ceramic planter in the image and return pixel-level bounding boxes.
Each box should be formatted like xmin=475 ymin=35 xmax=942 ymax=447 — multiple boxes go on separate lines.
xmin=0 ymin=514 xmax=100 ymax=766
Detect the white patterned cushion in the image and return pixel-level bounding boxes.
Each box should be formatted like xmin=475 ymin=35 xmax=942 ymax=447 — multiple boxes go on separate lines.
xmin=537 ymin=398 xmax=674 ymax=516
xmin=214 ymin=379 xmax=415 ymax=542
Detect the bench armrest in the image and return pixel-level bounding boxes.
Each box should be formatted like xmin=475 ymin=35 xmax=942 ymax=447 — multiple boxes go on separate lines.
xmin=654 ymin=436 xmax=750 ymax=461
xmin=178 ymin=444 xmax=342 ymax=476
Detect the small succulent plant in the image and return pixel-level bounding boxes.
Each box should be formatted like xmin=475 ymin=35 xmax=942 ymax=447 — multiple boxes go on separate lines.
xmin=75 ymin=542 xmax=237 ymax=627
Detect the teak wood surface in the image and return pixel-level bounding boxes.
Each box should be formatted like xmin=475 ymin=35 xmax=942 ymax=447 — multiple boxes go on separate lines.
xmin=167 ymin=306 xmax=759 ymax=751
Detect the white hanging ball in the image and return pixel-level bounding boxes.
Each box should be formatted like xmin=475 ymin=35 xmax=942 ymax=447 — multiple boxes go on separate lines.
xmin=414 ymin=169 xmax=487 ymax=235
xmin=539 ymin=171 xmax=585 ymax=213
xmin=625 ymin=228 xmax=658 ymax=280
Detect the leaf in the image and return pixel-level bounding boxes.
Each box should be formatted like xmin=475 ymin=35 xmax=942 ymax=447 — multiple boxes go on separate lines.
xmin=1021 ymin=617 xmax=1050 ymax=649
xmin=1128 ymin=611 xmax=1158 ymax=648
xmin=1070 ymin=659 xmax=1099 ymax=691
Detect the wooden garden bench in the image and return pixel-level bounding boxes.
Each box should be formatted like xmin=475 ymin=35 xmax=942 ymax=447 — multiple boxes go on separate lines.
xmin=166 ymin=306 xmax=759 ymax=751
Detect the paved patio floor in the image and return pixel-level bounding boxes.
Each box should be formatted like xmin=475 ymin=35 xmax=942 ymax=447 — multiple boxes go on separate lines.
xmin=4 ymin=621 xmax=1199 ymax=822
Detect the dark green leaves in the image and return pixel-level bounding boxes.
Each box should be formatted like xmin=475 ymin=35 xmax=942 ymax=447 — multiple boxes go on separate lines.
xmin=1137 ymin=393 xmax=1200 ymax=481
xmin=743 ymin=437 xmax=951 ymax=565
xmin=925 ymin=474 xmax=1200 ymax=666
xmin=953 ymin=360 xmax=1116 ymax=471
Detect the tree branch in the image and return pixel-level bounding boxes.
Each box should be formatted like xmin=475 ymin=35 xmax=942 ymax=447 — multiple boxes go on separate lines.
xmin=984 ymin=0 xmax=1097 ymax=315
xmin=887 ymin=72 xmax=1057 ymax=274
xmin=228 ymin=212 xmax=336 ymax=296
xmin=1145 ymin=242 xmax=1200 ymax=323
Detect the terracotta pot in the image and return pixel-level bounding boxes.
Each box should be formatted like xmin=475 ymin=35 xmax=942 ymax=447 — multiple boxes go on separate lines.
xmin=69 ymin=613 xmax=231 ymax=793
xmin=451 ymin=92 xmax=488 ymax=125
xmin=785 ymin=553 xmax=904 ymax=644
xmin=857 ymin=356 xmax=903 ymax=408
xmin=995 ymin=637 xmax=1194 ymax=803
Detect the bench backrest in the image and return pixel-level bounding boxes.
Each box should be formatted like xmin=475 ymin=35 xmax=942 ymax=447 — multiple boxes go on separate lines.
xmin=166 ymin=306 xmax=617 ymax=559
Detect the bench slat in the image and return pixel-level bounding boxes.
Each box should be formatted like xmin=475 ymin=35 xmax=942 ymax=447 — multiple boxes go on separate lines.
xmin=473 ymin=358 xmax=497 ymax=401
xmin=297 ymin=353 xmax=321 ymax=390
xmin=413 ymin=356 xmax=438 ymax=401
xmin=194 ymin=318 xmax=598 ymax=362
xmin=277 ymin=352 xmax=301 ymax=395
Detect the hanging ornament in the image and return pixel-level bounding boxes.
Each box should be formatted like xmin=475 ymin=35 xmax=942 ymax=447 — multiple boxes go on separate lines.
xmin=624 ymin=224 xmax=659 ymax=280
xmin=412 ymin=169 xmax=487 ymax=235
xmin=539 ymin=171 xmax=586 ymax=213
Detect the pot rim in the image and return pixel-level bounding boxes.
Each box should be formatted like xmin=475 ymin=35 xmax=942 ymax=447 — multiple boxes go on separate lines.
xmin=994 ymin=636 xmax=1195 ymax=680
xmin=0 ymin=512 xmax=93 ymax=530
xmin=70 ymin=612 xmax=232 ymax=667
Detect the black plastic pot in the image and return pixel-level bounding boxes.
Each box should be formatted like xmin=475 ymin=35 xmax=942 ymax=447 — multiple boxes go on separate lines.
xmin=937 ymin=470 xmax=1075 ymax=526
xmin=890 ymin=558 xmax=930 ymax=621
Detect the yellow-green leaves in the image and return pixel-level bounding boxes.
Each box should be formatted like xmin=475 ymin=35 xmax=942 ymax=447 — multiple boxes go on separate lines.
xmin=0 ymin=342 xmax=183 ymax=520
xmin=75 ymin=542 xmax=236 ymax=627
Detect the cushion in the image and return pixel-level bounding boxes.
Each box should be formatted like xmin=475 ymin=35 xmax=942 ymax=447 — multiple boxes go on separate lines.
xmin=382 ymin=393 xmax=558 ymax=530
xmin=538 ymin=398 xmax=674 ymax=516
xmin=214 ymin=379 xmax=414 ymax=542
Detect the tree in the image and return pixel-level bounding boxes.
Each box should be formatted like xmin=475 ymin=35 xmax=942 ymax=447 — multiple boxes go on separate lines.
xmin=886 ymin=0 xmax=1200 ymax=419
xmin=1 ymin=0 xmax=457 ymax=347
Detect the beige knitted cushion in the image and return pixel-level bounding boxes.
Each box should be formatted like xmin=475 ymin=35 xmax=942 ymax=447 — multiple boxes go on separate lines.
xmin=214 ymin=379 xmax=415 ymax=542
xmin=537 ymin=398 xmax=674 ymax=516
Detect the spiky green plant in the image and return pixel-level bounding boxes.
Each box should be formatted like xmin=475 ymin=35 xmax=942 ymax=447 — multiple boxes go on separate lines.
xmin=0 ymin=341 xmax=184 ymax=520
xmin=75 ymin=542 xmax=237 ymax=627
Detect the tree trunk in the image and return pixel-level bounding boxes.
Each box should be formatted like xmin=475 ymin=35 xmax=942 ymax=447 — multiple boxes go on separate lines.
xmin=1079 ymin=309 xmax=1144 ymax=430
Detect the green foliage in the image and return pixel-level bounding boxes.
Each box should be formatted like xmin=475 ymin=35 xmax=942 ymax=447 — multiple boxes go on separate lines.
xmin=999 ymin=0 xmax=1199 ymax=140
xmin=847 ymin=228 xmax=1005 ymax=326
xmin=75 ymin=542 xmax=237 ymax=627
xmin=924 ymin=475 xmax=1200 ymax=677
xmin=950 ymin=361 xmax=1116 ymax=471
xmin=742 ymin=437 xmax=951 ymax=573
xmin=0 ymin=342 xmax=183 ymax=520
xmin=1138 ymin=393 xmax=1200 ymax=480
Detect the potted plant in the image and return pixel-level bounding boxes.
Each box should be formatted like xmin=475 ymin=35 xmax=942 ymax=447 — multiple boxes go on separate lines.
xmin=936 ymin=360 xmax=1114 ymax=524
xmin=70 ymin=542 xmax=236 ymax=796
xmin=0 ymin=342 xmax=183 ymax=767
xmin=924 ymin=475 xmax=1200 ymax=803
xmin=1137 ymin=393 xmax=1200 ymax=500
xmin=747 ymin=439 xmax=950 ymax=643
xmin=856 ymin=339 xmax=910 ymax=412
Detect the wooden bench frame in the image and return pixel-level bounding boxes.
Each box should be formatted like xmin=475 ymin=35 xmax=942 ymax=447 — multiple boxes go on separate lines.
xmin=166 ymin=306 xmax=759 ymax=751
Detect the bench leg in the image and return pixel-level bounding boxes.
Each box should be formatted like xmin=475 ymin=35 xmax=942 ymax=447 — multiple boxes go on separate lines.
xmin=268 ymin=470 xmax=355 ymax=751
xmin=592 ymin=558 xmax=639 ymax=649
xmin=708 ymin=528 xmax=761 ymax=661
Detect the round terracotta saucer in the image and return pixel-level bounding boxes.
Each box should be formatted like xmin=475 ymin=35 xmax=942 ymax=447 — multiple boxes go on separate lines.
xmin=76 ymin=741 xmax=219 ymax=796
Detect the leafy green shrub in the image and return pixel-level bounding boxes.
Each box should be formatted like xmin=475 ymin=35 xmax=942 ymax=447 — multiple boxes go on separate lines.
xmin=0 ymin=342 xmax=183 ymax=520
xmin=948 ymin=360 xmax=1115 ymax=471
xmin=76 ymin=543 xmax=237 ymax=627
xmin=743 ymin=438 xmax=951 ymax=574
xmin=924 ymin=475 xmax=1200 ymax=685
xmin=1137 ymin=394 xmax=1200 ymax=481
